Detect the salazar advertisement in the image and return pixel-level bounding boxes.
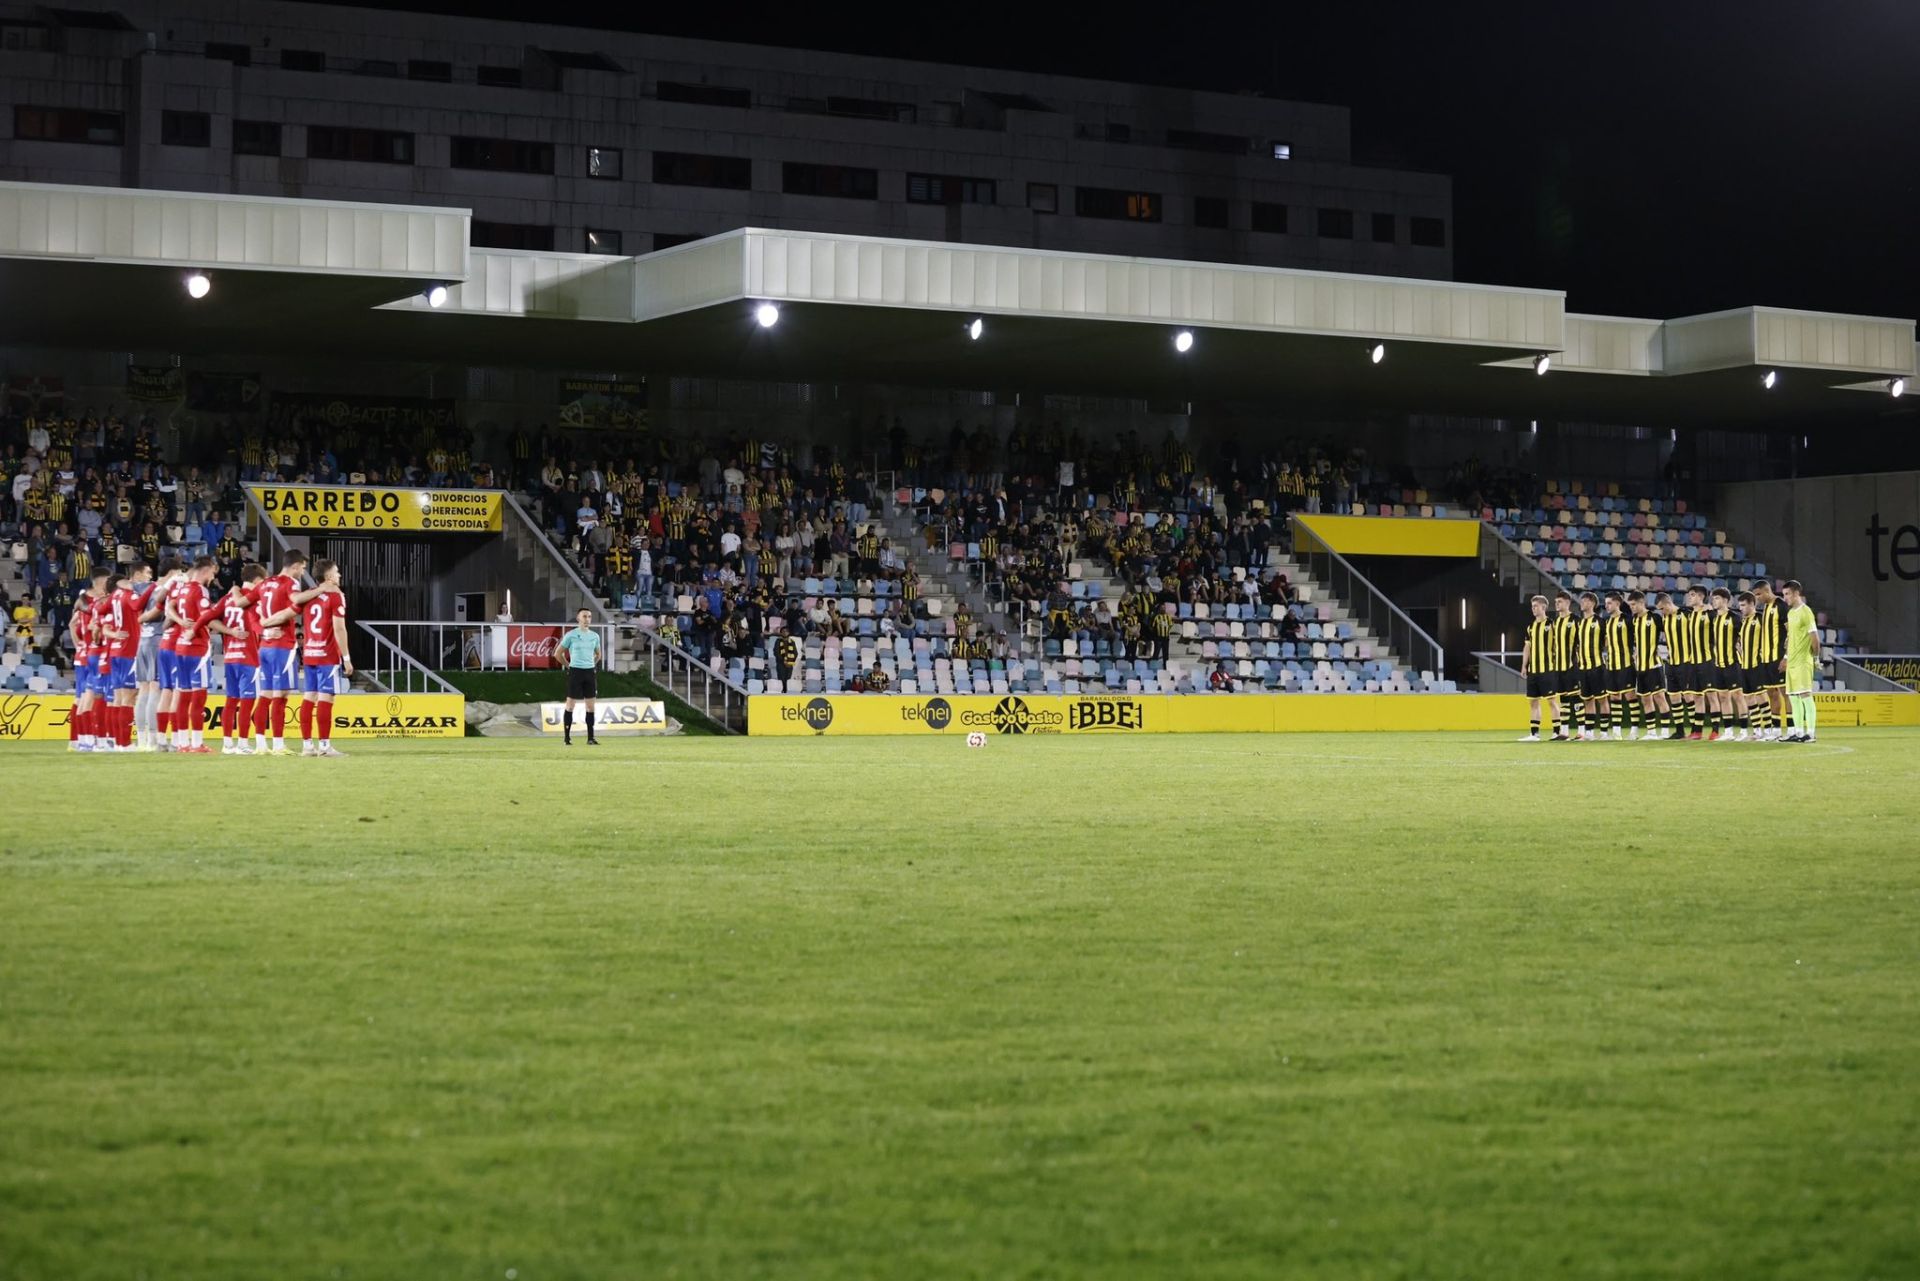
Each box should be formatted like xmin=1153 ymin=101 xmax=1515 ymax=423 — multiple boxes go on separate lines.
xmin=0 ymin=693 xmax=464 ymax=742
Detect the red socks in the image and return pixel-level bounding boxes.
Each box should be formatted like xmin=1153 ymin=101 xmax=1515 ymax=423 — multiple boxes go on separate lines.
xmin=298 ymin=699 xmax=314 ymax=741
xmin=317 ymin=702 xmax=333 ymax=741
xmin=116 ymin=705 xmax=133 ymax=747
xmin=229 ymin=697 xmax=251 ymax=745
xmin=158 ymin=706 xmax=172 ymax=737
xmin=253 ymin=696 xmax=271 ymax=738
xmin=270 ymin=696 xmax=287 ymax=738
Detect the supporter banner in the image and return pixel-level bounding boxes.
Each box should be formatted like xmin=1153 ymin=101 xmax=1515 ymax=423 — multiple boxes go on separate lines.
xmin=506 ymin=625 xmax=563 ymax=670
xmin=248 ymin=484 xmax=503 ymax=533
xmin=0 ymin=693 xmax=464 ymax=742
xmin=186 ymin=370 xmax=262 ymax=412
xmin=126 ymin=364 xmax=184 ymax=402
xmin=274 ymin=392 xmax=457 ymax=431
xmin=1853 ymin=655 xmax=1920 ymax=692
xmin=557 ymin=376 xmax=649 ymax=432
xmin=749 ymin=691 xmax=1920 ymax=736
xmin=5 ymin=375 xmax=63 ymax=418
xmin=1296 ymin=514 xmax=1480 ymax=557
xmin=536 ymin=698 xmax=668 ymax=734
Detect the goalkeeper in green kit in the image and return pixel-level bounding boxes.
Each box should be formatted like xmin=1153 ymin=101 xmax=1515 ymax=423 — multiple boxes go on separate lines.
xmin=1780 ymin=579 xmax=1821 ymax=743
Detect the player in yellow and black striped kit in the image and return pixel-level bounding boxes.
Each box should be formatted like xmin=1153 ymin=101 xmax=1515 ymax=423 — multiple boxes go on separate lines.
xmin=1568 ymin=592 xmax=1607 ymax=741
xmin=1598 ymin=591 xmax=1639 ymax=739
xmin=1627 ymin=591 xmax=1675 ymax=739
xmin=1518 ymin=593 xmax=1569 ymax=741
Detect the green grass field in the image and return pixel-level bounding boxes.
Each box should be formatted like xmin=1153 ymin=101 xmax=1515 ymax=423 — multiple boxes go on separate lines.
xmin=4 ymin=729 xmax=1918 ymax=1280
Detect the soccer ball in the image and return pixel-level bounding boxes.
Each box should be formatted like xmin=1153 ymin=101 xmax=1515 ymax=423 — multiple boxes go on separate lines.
xmin=965 ymin=731 xmax=987 ymax=748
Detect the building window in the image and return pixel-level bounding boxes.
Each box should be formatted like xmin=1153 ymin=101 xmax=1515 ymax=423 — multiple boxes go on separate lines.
xmin=1076 ymin=187 xmax=1160 ymax=222
xmin=653 ymin=231 xmax=703 ymax=250
xmin=652 ymin=151 xmax=751 ymax=189
xmin=1411 ymin=216 xmax=1447 ymax=248
xmin=1251 ymin=201 xmax=1287 ymax=233
xmin=1371 ymin=212 xmax=1396 ymax=243
xmin=160 ymin=110 xmax=211 ymax=148
xmin=1028 ymin=182 xmax=1058 ymax=214
xmin=203 ymin=41 xmax=250 ymax=65
xmin=1270 ymin=141 xmax=1292 ymax=160
xmin=12 ymin=105 xmax=124 ymax=145
xmin=906 ymin=173 xmax=995 ymax=205
xmin=657 ymin=80 xmax=750 ymax=109
xmin=354 ymin=60 xmax=399 ymax=78
xmin=307 ymin=126 xmax=414 ymax=164
xmin=587 ymin=146 xmax=622 ymax=179
xmin=233 ymin=119 xmax=281 ymax=157
xmin=470 ymin=221 xmax=554 ymax=251
xmin=0 ymin=21 xmax=53 ymax=51
xmin=1194 ymin=196 xmax=1229 ymax=229
xmin=782 ymin=162 xmax=877 ymax=200
xmin=477 ymin=65 xmax=522 ymax=88
xmin=279 ymin=49 xmax=325 ymax=72
xmin=1316 ymin=207 xmax=1354 ymax=239
xmin=1165 ymin=128 xmax=1247 ymax=155
xmin=407 ymin=59 xmax=452 ymax=82
xmin=585 ymin=228 xmax=622 ymax=255
xmin=825 ymin=95 xmax=914 ymax=123
xmin=451 ymin=136 xmax=554 ymax=174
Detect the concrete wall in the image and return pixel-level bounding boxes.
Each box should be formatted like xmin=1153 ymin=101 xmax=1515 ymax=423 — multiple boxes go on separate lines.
xmin=1717 ymin=471 xmax=1920 ymax=651
xmin=0 ymin=0 xmax=1453 ymax=278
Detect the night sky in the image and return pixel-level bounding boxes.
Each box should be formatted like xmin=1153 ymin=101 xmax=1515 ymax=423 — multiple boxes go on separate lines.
xmin=317 ymin=0 xmax=1920 ymax=323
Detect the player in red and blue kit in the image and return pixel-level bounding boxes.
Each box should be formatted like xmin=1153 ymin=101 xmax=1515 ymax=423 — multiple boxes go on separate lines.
xmin=155 ymin=568 xmax=195 ymax=750
xmin=212 ymin=564 xmax=267 ymax=755
xmin=298 ymin=557 xmax=353 ymax=757
xmin=69 ymin=572 xmax=110 ymax=751
xmin=253 ymin=550 xmax=311 ymax=755
xmin=165 ymin=555 xmax=223 ymax=753
xmin=102 ymin=570 xmax=146 ymax=750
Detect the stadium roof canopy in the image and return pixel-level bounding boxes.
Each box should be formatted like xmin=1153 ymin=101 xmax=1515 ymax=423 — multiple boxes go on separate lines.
xmin=2 ymin=180 xmax=1913 ymax=429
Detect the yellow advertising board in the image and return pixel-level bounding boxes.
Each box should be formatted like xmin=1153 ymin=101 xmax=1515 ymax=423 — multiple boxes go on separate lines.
xmin=748 ymin=692 xmax=1920 ymax=737
xmin=1294 ymin=514 xmax=1479 ymax=557
xmin=247 ymin=484 xmax=503 ymax=533
xmin=1853 ymin=655 xmax=1920 ymax=692
xmin=0 ymin=693 xmax=464 ymax=742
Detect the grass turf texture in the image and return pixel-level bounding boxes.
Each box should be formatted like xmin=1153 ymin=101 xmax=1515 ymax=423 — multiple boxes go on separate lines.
xmin=3 ymin=729 xmax=1918 ymax=1280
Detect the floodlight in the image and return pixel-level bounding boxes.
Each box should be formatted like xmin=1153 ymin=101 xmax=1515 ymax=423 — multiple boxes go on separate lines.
xmin=1368 ymin=342 xmax=1385 ymax=364
xmin=1534 ymin=354 xmax=1551 ymax=376
xmin=1762 ymin=369 xmax=1778 ymax=390
xmin=184 ymin=273 xmax=211 ymax=300
xmin=1173 ymin=330 xmax=1195 ymax=354
xmin=755 ymin=302 xmax=780 ymax=329
xmin=426 ymin=284 xmax=449 ymax=308
xmin=1893 ymin=377 xmax=1908 ymax=399
xmin=967 ymin=317 xmax=984 ymax=341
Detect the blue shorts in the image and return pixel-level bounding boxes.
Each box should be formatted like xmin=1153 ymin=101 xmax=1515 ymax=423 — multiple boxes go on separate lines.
xmin=157 ymin=649 xmax=178 ymax=690
xmin=74 ymin=665 xmax=95 ymax=697
xmin=303 ymin=664 xmax=340 ymax=696
xmin=110 ymin=657 xmax=138 ymax=692
xmin=258 ymin=648 xmax=296 ymax=692
xmin=224 ymin=664 xmax=259 ymax=700
xmin=174 ymin=654 xmax=209 ymax=691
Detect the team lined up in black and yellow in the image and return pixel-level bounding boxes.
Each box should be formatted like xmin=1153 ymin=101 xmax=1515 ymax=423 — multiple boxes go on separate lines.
xmin=1519 ymin=578 xmax=1808 ymax=742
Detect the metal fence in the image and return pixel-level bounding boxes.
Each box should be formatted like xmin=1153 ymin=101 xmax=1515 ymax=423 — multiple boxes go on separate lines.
xmin=633 ymin=626 xmax=749 ymax=734
xmin=1478 ymin=521 xmax=1565 ymax=604
xmin=1470 ymin=650 xmax=1526 ymax=694
xmin=1290 ymin=516 xmax=1447 ymax=679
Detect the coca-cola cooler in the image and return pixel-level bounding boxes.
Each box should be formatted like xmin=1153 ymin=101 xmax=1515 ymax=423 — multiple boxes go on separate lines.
xmin=500 ymin=625 xmax=562 ymax=670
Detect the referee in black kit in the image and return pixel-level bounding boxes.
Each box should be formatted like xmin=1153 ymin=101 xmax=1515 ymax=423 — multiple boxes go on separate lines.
xmin=555 ymin=607 xmax=602 ymax=745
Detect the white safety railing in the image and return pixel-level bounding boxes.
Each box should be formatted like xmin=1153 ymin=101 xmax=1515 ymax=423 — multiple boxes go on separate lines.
xmin=502 ymin=490 xmax=610 ymax=624
xmin=1470 ymin=649 xmax=1526 ymax=695
xmin=354 ymin=621 xmax=461 ymax=695
xmin=1290 ymin=516 xmax=1446 ymax=679
xmin=631 ymin=626 xmax=749 ymax=734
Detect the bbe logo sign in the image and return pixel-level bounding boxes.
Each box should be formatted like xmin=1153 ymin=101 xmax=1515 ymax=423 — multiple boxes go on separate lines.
xmin=901 ymin=696 xmax=952 ymax=730
xmin=1067 ymin=699 xmax=1144 ymax=731
xmin=779 ymin=696 xmax=836 ymax=733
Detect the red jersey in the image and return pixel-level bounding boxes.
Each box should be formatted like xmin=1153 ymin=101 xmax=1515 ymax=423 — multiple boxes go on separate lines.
xmin=219 ymin=589 xmax=261 ymax=666
xmin=71 ymin=596 xmax=98 ymax=661
xmin=171 ymin=580 xmax=217 ymax=658
xmin=106 ymin=587 xmax=143 ymax=660
xmin=301 ymin=589 xmax=347 ymax=666
xmin=256 ymin=574 xmax=298 ymax=650
xmin=159 ymin=577 xmax=191 ymax=651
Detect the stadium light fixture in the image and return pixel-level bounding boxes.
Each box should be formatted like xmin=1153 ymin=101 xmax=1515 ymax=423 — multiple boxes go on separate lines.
xmin=184 ymin=272 xmax=211 ymax=300
xmin=1368 ymin=342 xmax=1386 ymax=365
xmin=1173 ymin=329 xmax=1195 ymax=354
xmin=755 ymin=302 xmax=780 ymax=329
xmin=967 ymin=317 xmax=984 ymax=341
xmin=1762 ymin=369 xmax=1778 ymax=390
xmin=1533 ymin=354 xmax=1551 ymax=376
xmin=1893 ymin=377 xmax=1908 ymax=399
xmin=426 ymin=284 xmax=449 ymax=309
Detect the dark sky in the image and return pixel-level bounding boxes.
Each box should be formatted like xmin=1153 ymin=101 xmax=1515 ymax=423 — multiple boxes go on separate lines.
xmin=321 ymin=0 xmax=1920 ymax=322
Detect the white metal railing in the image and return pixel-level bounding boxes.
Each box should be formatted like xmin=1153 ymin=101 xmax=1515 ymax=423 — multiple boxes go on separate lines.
xmin=1478 ymin=521 xmax=1565 ymax=604
xmin=244 ymin=487 xmax=299 ymax=566
xmin=1290 ymin=516 xmax=1446 ymax=678
xmin=502 ymin=490 xmax=610 ymax=624
xmin=1470 ymin=649 xmax=1526 ymax=695
xmin=631 ymin=626 xmax=749 ymax=733
xmin=354 ymin=621 xmax=461 ymax=695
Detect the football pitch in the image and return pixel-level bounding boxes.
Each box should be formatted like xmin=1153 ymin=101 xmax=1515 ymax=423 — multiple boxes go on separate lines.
xmin=3 ymin=729 xmax=1918 ymax=1280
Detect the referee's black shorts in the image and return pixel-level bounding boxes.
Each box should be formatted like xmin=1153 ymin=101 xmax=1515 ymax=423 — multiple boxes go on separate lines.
xmin=566 ymin=667 xmax=598 ymax=700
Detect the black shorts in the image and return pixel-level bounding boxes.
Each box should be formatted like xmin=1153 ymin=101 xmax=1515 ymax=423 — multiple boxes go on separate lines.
xmin=1526 ymin=671 xmax=1560 ymax=700
xmin=1606 ymin=668 xmax=1636 ymax=697
xmin=1635 ymin=668 xmax=1665 ymax=696
xmin=1741 ymin=665 xmax=1765 ymax=695
xmin=1708 ymin=663 xmax=1739 ymax=693
xmin=1578 ymin=669 xmax=1607 ymax=700
xmin=1666 ymin=663 xmax=1697 ymax=695
xmin=566 ymin=667 xmax=598 ymax=700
